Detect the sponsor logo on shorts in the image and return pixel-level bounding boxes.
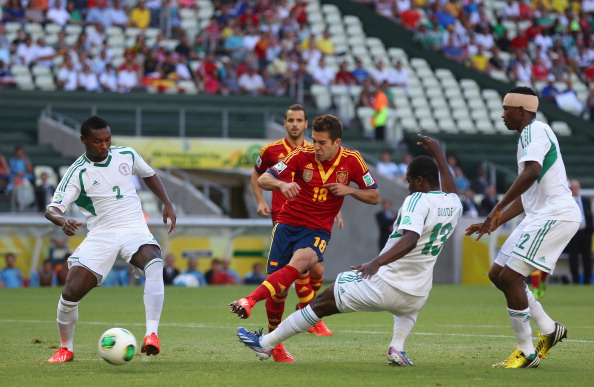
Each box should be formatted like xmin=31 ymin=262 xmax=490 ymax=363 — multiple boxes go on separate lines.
xmin=255 ymin=156 xmax=262 ymax=168
xmin=336 ymin=171 xmax=348 ymax=184
xmin=119 ymin=163 xmax=131 ymax=175
xmin=52 ymin=193 xmax=65 ymax=204
xmin=363 ymin=172 xmax=375 ymax=187
xmin=91 ymin=180 xmax=100 ymax=188
xmin=272 ymin=162 xmax=287 ymax=175
xmin=402 ymin=216 xmax=412 ymax=225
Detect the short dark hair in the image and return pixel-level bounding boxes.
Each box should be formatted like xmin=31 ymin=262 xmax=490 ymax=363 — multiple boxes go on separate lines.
xmin=508 ymin=86 xmax=537 ymax=96
xmin=407 ymin=155 xmax=439 ymax=186
xmin=81 ymin=115 xmax=110 ymax=138
xmin=312 ymin=114 xmax=343 ymax=142
xmin=285 ymin=104 xmax=307 ymax=120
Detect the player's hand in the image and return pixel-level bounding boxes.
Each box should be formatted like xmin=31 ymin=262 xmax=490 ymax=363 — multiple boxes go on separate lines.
xmin=163 ymin=203 xmax=177 ymax=234
xmin=416 ymin=134 xmax=441 ymax=157
xmin=280 ymin=181 xmax=301 ymax=200
xmin=324 ymin=182 xmax=353 ymax=197
xmin=351 ymin=259 xmax=380 ymax=279
xmin=256 ymin=201 xmax=271 ymax=217
xmin=335 ymin=211 xmax=344 ymax=230
xmin=61 ymin=218 xmax=82 ymax=236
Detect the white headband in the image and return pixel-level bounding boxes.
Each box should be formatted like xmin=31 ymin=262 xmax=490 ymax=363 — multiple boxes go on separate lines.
xmin=503 ymin=93 xmax=539 ymax=113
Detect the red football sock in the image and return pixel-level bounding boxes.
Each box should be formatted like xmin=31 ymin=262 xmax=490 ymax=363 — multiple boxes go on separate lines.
xmin=266 ymin=294 xmax=287 ymax=332
xmin=248 ymin=265 xmax=300 ymax=303
xmin=530 ymin=271 xmax=540 ymax=289
xmin=310 ymin=275 xmax=323 ymax=296
xmin=295 ymin=274 xmax=314 ymax=309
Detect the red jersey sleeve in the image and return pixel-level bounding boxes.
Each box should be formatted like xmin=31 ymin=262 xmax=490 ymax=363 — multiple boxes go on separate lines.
xmin=342 ymin=148 xmax=378 ymax=190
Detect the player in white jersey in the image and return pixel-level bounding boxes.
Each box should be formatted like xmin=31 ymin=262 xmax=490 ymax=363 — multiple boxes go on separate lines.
xmin=235 ymin=134 xmax=462 ymax=365
xmin=45 ymin=115 xmax=177 ymax=363
xmin=466 ymin=86 xmax=580 ymax=369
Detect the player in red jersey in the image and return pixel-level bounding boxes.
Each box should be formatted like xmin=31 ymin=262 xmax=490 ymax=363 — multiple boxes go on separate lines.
xmin=231 ymin=114 xmax=380 ymax=360
xmin=251 ymin=105 xmax=339 ymax=361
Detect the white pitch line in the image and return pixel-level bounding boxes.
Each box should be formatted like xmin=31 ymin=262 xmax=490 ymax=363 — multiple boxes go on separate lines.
xmin=2 ymin=319 xmax=594 ymax=343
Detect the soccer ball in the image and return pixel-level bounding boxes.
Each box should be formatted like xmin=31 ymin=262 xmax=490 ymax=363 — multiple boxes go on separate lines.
xmin=98 ymin=328 xmax=137 ymax=365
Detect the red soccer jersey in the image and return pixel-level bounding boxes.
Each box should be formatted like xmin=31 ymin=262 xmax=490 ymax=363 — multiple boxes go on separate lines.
xmin=268 ymin=146 xmax=378 ymax=234
xmin=255 ymin=138 xmax=312 ymax=222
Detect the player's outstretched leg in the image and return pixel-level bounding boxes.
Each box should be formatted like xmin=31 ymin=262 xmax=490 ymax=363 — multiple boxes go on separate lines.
xmin=49 ymin=295 xmax=79 ymax=363
xmin=387 ymin=313 xmax=417 ymax=366
xmin=230 ymin=265 xmax=300 ymax=318
xmin=535 ymin=322 xmax=567 ymax=359
xmin=237 ymin=327 xmax=273 ymax=360
xmin=141 ymin=258 xmax=164 ymax=356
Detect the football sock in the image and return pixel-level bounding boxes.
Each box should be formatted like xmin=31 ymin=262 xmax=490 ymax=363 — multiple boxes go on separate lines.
xmin=247 ymin=265 xmax=300 ymax=303
xmin=390 ymin=312 xmax=418 ymax=351
xmin=266 ymin=294 xmax=287 ymax=332
xmin=530 ymin=270 xmax=540 ymax=288
xmin=508 ymin=307 xmax=535 ymax=355
xmin=56 ymin=295 xmax=79 ymax=351
xmin=525 ymin=284 xmax=555 ymax=334
xmin=144 ymin=258 xmax=164 ymax=337
xmin=295 ymin=274 xmax=314 ymax=309
xmin=262 ymin=305 xmax=320 ymax=350
xmin=310 ymin=275 xmax=323 ymax=296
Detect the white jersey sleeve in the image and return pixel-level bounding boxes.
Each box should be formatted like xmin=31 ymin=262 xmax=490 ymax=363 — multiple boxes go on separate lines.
xmin=396 ymin=192 xmax=429 ymax=237
xmin=518 ymin=122 xmax=550 ymax=167
xmin=48 ymin=155 xmax=88 ymax=213
xmin=127 ymin=147 xmax=155 ymax=178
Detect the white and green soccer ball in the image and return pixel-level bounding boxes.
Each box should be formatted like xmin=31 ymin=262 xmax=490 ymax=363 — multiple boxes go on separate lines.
xmin=98 ymin=328 xmax=137 ymax=365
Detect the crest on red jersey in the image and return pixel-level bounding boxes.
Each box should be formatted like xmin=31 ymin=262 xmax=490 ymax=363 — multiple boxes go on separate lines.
xmin=336 ymin=171 xmax=348 ymax=184
xmin=303 ymin=169 xmax=313 ymax=182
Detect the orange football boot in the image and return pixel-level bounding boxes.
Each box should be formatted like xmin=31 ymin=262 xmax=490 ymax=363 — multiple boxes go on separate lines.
xmin=48 ymin=347 xmax=74 ymax=363
xmin=141 ymin=332 xmax=160 ymax=356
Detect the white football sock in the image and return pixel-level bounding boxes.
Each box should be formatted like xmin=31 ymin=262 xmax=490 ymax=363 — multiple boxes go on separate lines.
xmin=525 ymin=284 xmax=555 ymax=334
xmin=508 ymin=307 xmax=535 ymax=356
xmin=143 ymin=258 xmax=164 ymax=337
xmin=261 ymin=305 xmax=320 ymax=349
xmin=390 ymin=312 xmax=418 ymax=351
xmin=56 ymin=296 xmax=79 ymax=351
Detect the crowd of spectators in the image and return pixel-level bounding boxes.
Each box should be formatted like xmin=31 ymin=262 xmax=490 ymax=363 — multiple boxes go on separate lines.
xmin=0 ymin=0 xmax=380 ymax=98
xmin=360 ymin=0 xmax=594 ymax=120
xmin=0 ymin=145 xmax=53 ymax=211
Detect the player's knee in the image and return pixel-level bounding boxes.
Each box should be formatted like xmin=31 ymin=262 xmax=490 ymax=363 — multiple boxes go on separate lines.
xmin=310 ymin=285 xmax=338 ymax=317
xmin=144 ymin=258 xmax=164 ymax=280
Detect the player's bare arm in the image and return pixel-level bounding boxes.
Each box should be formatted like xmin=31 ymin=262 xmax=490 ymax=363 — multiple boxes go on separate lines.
xmin=466 ymin=197 xmax=524 ymax=240
xmin=479 ymin=161 xmax=540 ymax=236
xmin=351 ymin=230 xmax=419 ymax=279
xmin=251 ymin=170 xmax=270 ymax=216
xmin=45 ymin=206 xmax=83 ymax=236
xmin=417 ymin=134 xmax=457 ymax=194
xmin=335 ymin=211 xmax=344 ymax=230
xmin=143 ymin=174 xmax=177 ymax=234
xmin=324 ymin=183 xmax=380 ymax=204
xmin=258 ymin=172 xmax=301 ymax=200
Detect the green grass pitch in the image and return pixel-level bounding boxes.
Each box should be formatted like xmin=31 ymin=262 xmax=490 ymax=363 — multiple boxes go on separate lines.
xmin=1 ymin=284 xmax=593 ymax=386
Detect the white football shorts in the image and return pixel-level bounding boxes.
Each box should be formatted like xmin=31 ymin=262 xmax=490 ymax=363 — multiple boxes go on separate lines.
xmin=333 ymin=270 xmax=428 ymax=316
xmin=494 ymin=217 xmax=579 ymax=276
xmin=67 ymin=227 xmax=160 ymax=286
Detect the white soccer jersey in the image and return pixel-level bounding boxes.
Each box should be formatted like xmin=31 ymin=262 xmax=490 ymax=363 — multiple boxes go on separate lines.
xmin=377 ymin=191 xmax=462 ymax=296
xmin=48 ymin=146 xmax=155 ymax=231
xmin=517 ymin=120 xmax=580 ymax=221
